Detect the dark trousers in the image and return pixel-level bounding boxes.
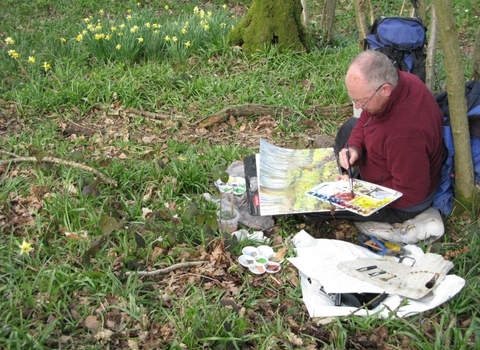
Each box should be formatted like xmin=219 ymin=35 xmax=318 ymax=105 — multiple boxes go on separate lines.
xmin=303 ymin=118 xmax=423 ymax=224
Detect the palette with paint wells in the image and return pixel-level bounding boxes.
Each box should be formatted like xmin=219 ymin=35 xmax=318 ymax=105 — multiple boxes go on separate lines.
xmin=306 ymin=179 xmax=402 ymax=216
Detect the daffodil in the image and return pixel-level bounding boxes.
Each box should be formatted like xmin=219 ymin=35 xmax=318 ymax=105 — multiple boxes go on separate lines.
xmin=164 ymin=5 xmax=169 ymax=10
xmin=111 ymin=26 xmax=117 ymax=31
xmin=184 ymin=41 xmax=191 ymax=47
xmin=7 ymin=50 xmax=19 ymax=59
xmin=137 ymin=2 xmax=141 ymax=6
xmin=145 ymin=22 xmax=151 ymax=28
xmin=193 ymin=6 xmax=199 ymax=14
xmin=28 ymin=56 xmax=35 ymax=63
xmin=99 ymin=9 xmax=104 ymax=15
xmin=165 ymin=35 xmax=171 ymax=41
xmin=119 ymin=23 xmax=126 ymax=29
xmin=207 ymin=11 xmax=212 ymax=17
xmin=116 ymin=44 xmax=122 ymax=50
xmin=19 ymin=240 xmax=33 ymax=255
xmin=5 ymin=37 xmax=15 ymax=45
xmin=126 ymin=15 xmax=132 ymax=20
xmin=130 ymin=25 xmax=139 ymax=33
xmin=172 ymin=36 xmax=178 ymax=42
xmin=60 ymin=37 xmax=67 ymax=43
xmin=42 ymin=62 xmax=51 ymax=71
xmin=222 ymin=4 xmax=227 ymax=9
xmin=137 ymin=37 xmax=144 ymax=43
xmin=181 ymin=28 xmax=187 ymax=35
xmin=127 ymin=9 xmax=132 ymax=14
xmin=76 ymin=34 xmax=83 ymax=41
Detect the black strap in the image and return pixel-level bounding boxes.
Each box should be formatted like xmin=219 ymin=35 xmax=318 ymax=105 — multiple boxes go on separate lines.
xmin=410 ymin=0 xmax=420 ymax=18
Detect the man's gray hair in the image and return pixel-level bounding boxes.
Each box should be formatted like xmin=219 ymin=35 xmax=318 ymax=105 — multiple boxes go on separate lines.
xmin=351 ymin=51 xmax=398 ymax=89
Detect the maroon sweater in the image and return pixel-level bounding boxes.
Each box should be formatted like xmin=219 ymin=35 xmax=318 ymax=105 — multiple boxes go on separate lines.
xmin=348 ymin=71 xmax=443 ymax=209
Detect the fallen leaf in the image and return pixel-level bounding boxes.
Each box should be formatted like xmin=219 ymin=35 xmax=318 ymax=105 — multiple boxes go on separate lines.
xmin=84 ymin=315 xmax=100 ymax=334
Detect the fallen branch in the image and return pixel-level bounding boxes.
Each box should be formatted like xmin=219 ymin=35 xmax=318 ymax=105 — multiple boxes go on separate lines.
xmin=125 ymin=261 xmax=208 ymax=276
xmin=0 ymin=154 xmax=117 ymax=186
xmin=198 ymin=102 xmax=352 ymax=128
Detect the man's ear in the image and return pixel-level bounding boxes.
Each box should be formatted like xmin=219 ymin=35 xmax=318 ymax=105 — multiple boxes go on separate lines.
xmin=383 ymin=84 xmax=394 ymax=97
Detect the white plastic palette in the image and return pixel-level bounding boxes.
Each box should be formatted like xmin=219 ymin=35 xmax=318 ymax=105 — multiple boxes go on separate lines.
xmin=215 ymin=176 xmax=246 ymax=195
xmin=238 ymin=245 xmax=282 ymax=274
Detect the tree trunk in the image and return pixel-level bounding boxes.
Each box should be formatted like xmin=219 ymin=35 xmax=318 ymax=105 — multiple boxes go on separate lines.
xmin=432 ymin=0 xmax=476 ymax=208
xmin=472 ymin=26 xmax=480 ymax=80
xmin=425 ymin=4 xmax=438 ymax=92
xmin=227 ymin=0 xmax=307 ymax=55
xmin=354 ymin=0 xmax=369 ymax=44
xmin=301 ymin=0 xmax=308 ymax=26
xmin=321 ymin=0 xmax=336 ymax=44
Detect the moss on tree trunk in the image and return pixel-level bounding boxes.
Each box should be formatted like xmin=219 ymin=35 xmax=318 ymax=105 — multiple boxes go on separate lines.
xmin=227 ymin=0 xmax=307 ymax=55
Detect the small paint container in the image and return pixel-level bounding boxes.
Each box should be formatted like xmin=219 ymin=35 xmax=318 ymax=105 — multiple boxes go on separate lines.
xmin=257 ymin=245 xmax=274 ymax=259
xmin=242 ymin=246 xmax=258 ymax=257
xmin=254 ymin=255 xmax=268 ymax=273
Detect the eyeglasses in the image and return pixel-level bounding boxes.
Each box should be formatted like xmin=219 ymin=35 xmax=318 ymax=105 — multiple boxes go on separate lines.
xmin=351 ymin=83 xmax=386 ymax=109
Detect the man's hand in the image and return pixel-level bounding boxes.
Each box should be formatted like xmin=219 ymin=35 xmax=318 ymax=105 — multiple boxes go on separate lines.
xmin=338 ymin=147 xmax=359 ymax=170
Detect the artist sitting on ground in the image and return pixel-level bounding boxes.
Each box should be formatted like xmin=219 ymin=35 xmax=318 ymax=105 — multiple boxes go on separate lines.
xmin=303 ymin=50 xmax=444 ymax=227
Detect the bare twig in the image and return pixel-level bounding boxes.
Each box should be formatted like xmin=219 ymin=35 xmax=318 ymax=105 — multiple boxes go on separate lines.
xmin=0 ymin=149 xmax=18 ymax=157
xmin=0 ymin=154 xmax=117 ymax=186
xmin=125 ymin=261 xmax=208 ymax=276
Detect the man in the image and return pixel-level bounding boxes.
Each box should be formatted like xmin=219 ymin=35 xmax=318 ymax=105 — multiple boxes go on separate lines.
xmin=304 ymin=50 xmax=444 ymax=236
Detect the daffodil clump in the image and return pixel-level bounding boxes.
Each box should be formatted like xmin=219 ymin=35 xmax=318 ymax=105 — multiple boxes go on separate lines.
xmin=3 ymin=36 xmax=53 ymax=78
xmin=72 ymin=4 xmax=236 ymax=63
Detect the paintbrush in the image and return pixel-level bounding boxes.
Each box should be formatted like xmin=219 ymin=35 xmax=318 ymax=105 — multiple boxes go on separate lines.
xmin=345 ymin=144 xmax=355 ymax=198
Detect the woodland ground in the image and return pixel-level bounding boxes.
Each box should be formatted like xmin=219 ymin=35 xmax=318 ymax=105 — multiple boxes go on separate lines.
xmin=1 ymin=0 xmax=479 ymax=349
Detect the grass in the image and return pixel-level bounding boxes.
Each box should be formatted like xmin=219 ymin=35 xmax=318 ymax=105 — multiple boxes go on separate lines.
xmin=1 ymin=0 xmax=480 ymax=348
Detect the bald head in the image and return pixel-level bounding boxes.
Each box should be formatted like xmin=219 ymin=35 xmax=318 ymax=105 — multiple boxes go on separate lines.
xmin=346 ymin=51 xmax=398 ymax=89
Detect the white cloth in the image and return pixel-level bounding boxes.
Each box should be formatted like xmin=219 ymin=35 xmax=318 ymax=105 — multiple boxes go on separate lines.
xmin=288 ymin=230 xmax=465 ymax=318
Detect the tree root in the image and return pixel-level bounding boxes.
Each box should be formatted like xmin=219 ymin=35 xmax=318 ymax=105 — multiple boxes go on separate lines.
xmin=198 ymin=102 xmax=352 ymax=128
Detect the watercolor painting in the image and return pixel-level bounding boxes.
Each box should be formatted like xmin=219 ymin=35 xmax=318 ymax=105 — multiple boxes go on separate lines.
xmin=257 ymin=139 xmax=341 ymax=215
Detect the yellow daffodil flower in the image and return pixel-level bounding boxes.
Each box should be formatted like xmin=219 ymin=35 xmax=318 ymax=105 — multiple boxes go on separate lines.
xmin=145 ymin=22 xmax=151 ymax=28
xmin=184 ymin=41 xmax=191 ymax=47
xmin=116 ymin=44 xmax=121 ymax=50
xmin=6 ymin=37 xmax=15 ymax=45
xmin=60 ymin=37 xmax=67 ymax=43
xmin=223 ymin=4 xmax=227 ymax=9
xmin=99 ymin=9 xmax=104 ymax=15
xmin=172 ymin=36 xmax=178 ymax=42
xmin=130 ymin=25 xmax=139 ymax=33
xmin=193 ymin=6 xmax=199 ymax=14
xmin=111 ymin=26 xmax=117 ymax=31
xmin=137 ymin=37 xmax=144 ymax=42
xmin=119 ymin=23 xmax=126 ymax=29
xmin=165 ymin=35 xmax=171 ymax=41
xmin=19 ymin=240 xmax=33 ymax=255
xmin=164 ymin=5 xmax=169 ymax=10
xmin=181 ymin=28 xmax=187 ymax=35
xmin=7 ymin=50 xmax=19 ymax=59
xmin=126 ymin=15 xmax=132 ymax=20
xmin=42 ymin=62 xmax=51 ymax=71
xmin=28 ymin=56 xmax=35 ymax=63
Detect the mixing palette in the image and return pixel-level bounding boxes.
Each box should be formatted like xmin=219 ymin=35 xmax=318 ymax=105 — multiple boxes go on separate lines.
xmin=306 ymin=179 xmax=402 ymax=216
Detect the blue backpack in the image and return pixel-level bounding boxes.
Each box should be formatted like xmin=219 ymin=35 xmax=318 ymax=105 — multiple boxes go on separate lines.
xmin=433 ymin=80 xmax=480 ymax=216
xmin=364 ymin=4 xmax=427 ymax=82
